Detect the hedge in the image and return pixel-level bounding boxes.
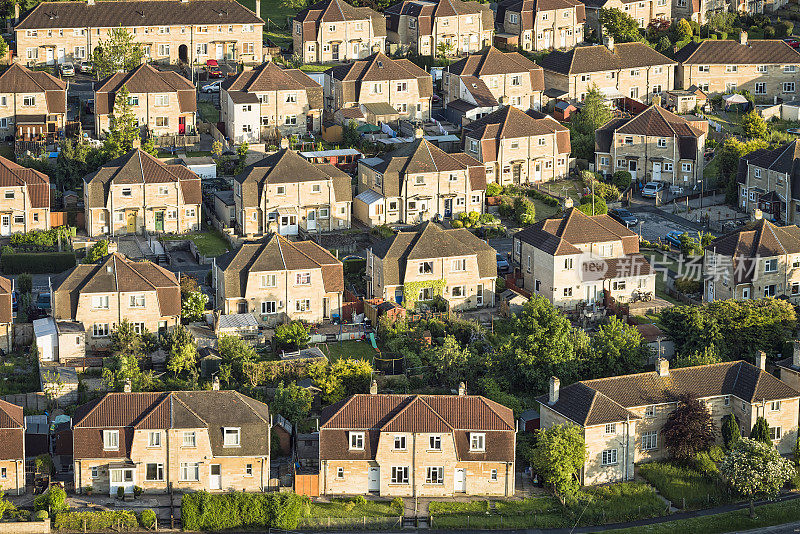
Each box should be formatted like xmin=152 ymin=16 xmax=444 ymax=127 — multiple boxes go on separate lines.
xmin=1 ymin=251 xmax=76 ymax=274
xmin=54 ymin=511 xmax=139 ymax=531
xmin=181 ymin=491 xmax=306 ymax=531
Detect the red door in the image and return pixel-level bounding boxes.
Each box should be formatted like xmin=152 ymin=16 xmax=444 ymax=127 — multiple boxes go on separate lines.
xmin=179 ymin=117 xmax=186 ymax=135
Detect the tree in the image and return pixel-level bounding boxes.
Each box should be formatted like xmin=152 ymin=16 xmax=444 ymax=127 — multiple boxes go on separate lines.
xmin=750 ymin=417 xmax=771 ymax=444
xmin=720 ymin=438 xmax=796 ymax=517
xmin=436 ymin=40 xmax=454 ymax=59
xmin=272 ymin=381 xmax=313 ymax=423
xmin=92 ymin=27 xmax=145 ymax=78
xmin=274 ymin=321 xmax=310 ymax=351
xmin=308 ymin=358 xmax=373 ymax=404
xmin=718 ymin=137 xmax=769 ymax=202
xmin=513 ymin=196 xmax=536 ymax=225
xmin=163 ymin=324 xmax=198 ymax=378
xmin=104 ymin=85 xmax=140 ymax=159
xmin=662 ymin=395 xmax=716 ymax=460
xmin=16 ymin=272 xmax=32 ymax=295
xmin=675 ymin=18 xmax=693 ymax=40
xmin=0 ymin=37 xmax=9 ymax=62
xmin=141 ymin=137 xmax=158 ymax=156
xmin=236 ymin=142 xmax=249 ymax=174
xmin=217 ymin=334 xmax=257 ymax=383
xmin=611 ymin=170 xmax=632 ymax=190
xmin=83 ymin=239 xmax=109 ymax=264
xmin=570 ymin=87 xmax=612 ymax=161
xmin=427 ymin=335 xmax=471 ymax=386
xmin=599 ymin=8 xmax=642 ymax=43
xmin=529 ymin=424 xmax=586 ymax=502
xmin=281 ymin=0 xmax=309 ymax=11
xmin=102 ymin=319 xmax=154 ymax=391
xmin=741 ymin=110 xmax=768 ymax=139
xmin=577 ymin=194 xmax=608 ymax=215
xmin=591 ymin=317 xmax=649 ymax=376
xmin=674 ymin=344 xmax=721 ymax=368
xmin=182 ymin=290 xmax=209 ymax=322
xmin=722 ymin=413 xmax=741 ymax=448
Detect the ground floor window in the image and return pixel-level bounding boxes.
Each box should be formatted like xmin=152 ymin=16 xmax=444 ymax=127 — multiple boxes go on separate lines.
xmin=391 ymin=466 xmax=409 ymax=484
xmin=601 ymin=449 xmax=618 ymax=466
xmin=180 ymin=463 xmax=199 ymax=481
xmin=146 ymin=463 xmax=164 ymax=481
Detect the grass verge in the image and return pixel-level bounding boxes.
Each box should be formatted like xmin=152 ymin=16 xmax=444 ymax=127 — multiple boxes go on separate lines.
xmin=298 ymin=499 xmax=401 ymax=530
xmin=197 ymin=101 xmax=219 ymax=124
xmin=162 ymin=231 xmax=230 ymax=257
xmin=638 ymin=462 xmax=731 ymax=510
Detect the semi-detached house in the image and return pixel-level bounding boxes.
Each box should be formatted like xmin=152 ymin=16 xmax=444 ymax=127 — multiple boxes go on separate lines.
xmin=0 ymin=155 xmax=51 ymax=235
xmin=0 ymin=399 xmax=24 ymax=496
xmin=736 ymin=140 xmax=800 ymax=224
xmin=0 ymin=63 xmax=67 ymax=143
xmin=495 ymin=0 xmax=585 ymax=52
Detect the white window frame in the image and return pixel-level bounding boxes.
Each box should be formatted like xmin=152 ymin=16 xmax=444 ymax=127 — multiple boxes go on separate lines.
xmin=349 ymin=431 xmax=365 ymax=450
xmin=223 ymin=427 xmax=241 ymax=447
xmin=103 ymin=430 xmax=119 ymax=450
xmin=469 ymin=433 xmax=485 ymax=451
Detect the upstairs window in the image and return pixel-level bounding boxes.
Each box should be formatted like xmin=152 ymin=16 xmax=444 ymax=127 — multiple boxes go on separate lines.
xmin=469 ymin=433 xmax=485 ymax=451
xmin=103 ymin=430 xmax=119 ymax=450
xmin=349 ymin=431 xmax=365 ymax=450
xmin=224 ymin=427 xmax=241 ymax=447
xmin=394 ymin=435 xmax=406 ymax=450
xmin=419 ymin=261 xmax=433 ymax=274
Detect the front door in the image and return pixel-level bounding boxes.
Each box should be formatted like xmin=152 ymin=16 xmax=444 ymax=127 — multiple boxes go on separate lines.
xmin=534 ymin=162 xmax=542 ymax=181
xmin=155 ymin=211 xmax=164 ymax=232
xmin=560 ymin=29 xmax=566 ymax=47
xmin=444 ymin=198 xmax=453 ymax=218
xmin=368 ymin=466 xmax=380 ymax=492
xmin=628 ymin=160 xmax=637 ymax=182
xmin=323 ymin=297 xmax=329 ymax=319
xmin=543 ymin=31 xmax=551 ymax=49
xmin=179 ymin=116 xmax=186 ymax=135
xmin=1 ymin=215 xmax=10 ymax=236
xmin=210 ymin=465 xmax=222 ymax=490
xmin=306 ymin=209 xmax=316 ymax=231
xmin=652 ymin=162 xmax=661 ymax=181
xmin=513 ymin=164 xmax=522 ymax=183
xmin=476 ymin=283 xmax=484 ymax=306
xmin=56 ymin=48 xmax=65 ymax=64
xmin=126 ymin=210 xmax=137 ymax=233
xmin=454 ymin=468 xmax=466 ymax=493
xmin=332 ymin=43 xmax=340 ymax=61
xmin=585 ymin=284 xmax=598 ymax=304
xmin=742 ymin=286 xmax=750 ymax=299
xmin=110 ymin=468 xmax=135 ymax=496
xmin=216 ymin=43 xmax=224 ymax=60
xmin=707 ymin=280 xmax=715 ymax=302
xmin=46 ymin=48 xmax=54 ymax=65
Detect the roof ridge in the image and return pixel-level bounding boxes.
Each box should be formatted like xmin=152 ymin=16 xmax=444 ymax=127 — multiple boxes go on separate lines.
xmin=233 ymin=391 xmax=270 ymax=423
xmin=274 ymin=234 xmax=288 ymax=270
xmin=476 ymin=395 xmax=514 ymax=430
xmin=319 ymin=395 xmax=358 ymax=429
xmin=581 ymin=360 xmax=741 ymax=385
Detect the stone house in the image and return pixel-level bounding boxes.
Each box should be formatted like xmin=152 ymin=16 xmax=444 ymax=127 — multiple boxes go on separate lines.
xmin=0 ymin=399 xmax=24 ymax=496
xmin=0 ymin=63 xmax=67 ymax=142
xmin=52 ymin=253 xmax=181 ymax=350
xmin=384 ymin=0 xmax=494 ymax=57
xmin=94 ymin=64 xmax=196 ymax=139
xmin=594 ymin=105 xmax=707 ymax=187
xmin=495 ymin=0 xmax=585 ymax=52
xmin=461 ymin=105 xmax=570 ymax=185
xmin=83 ymin=148 xmax=202 ymax=237
xmin=512 ymin=207 xmax=656 ymax=308
xmin=443 ymin=47 xmax=544 ymax=115
xmin=293 ymin=0 xmax=386 ymax=64
xmin=0 ymin=276 xmax=12 ymax=354
xmin=366 ymin=221 xmax=497 ymax=311
xmin=72 ymin=390 xmax=270 ymax=496
xmin=0 ymin=155 xmax=51 ymax=235
xmin=736 ymin=141 xmax=800 ymax=224
xmin=318 ymin=390 xmax=515 ymax=497
xmin=703 ymin=215 xmax=800 ymax=302
xmin=324 ymin=52 xmax=433 ymax=122
xmin=15 ymin=0 xmax=264 ymax=68
xmin=675 ymin=33 xmax=800 ymax=101
xmin=539 ymin=356 xmax=800 ymax=485
xmin=539 ymin=38 xmax=675 ymax=104
xmin=213 ymin=234 xmax=344 ymax=325
xmin=233 ymin=149 xmax=352 ymax=237
xmin=221 ymin=62 xmax=323 ymax=144
xmin=582 ymin=0 xmax=670 ymax=39
xmin=355 ymin=138 xmax=486 ymax=226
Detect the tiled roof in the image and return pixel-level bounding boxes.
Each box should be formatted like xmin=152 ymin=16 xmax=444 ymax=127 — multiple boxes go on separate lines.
xmin=216 ymin=234 xmax=344 ymax=298
xmin=539 ymin=361 xmax=800 ymax=426
xmin=95 ymin=64 xmax=196 ymax=116
xmin=326 ymin=52 xmax=433 ymax=102
xmin=222 ymin=62 xmax=323 ymax=111
xmin=675 ymin=39 xmax=800 ymax=65
xmin=294 ymin=0 xmax=385 ymax=37
xmin=448 ymin=47 xmax=544 ymax=91
xmin=16 ymin=0 xmax=262 ymax=29
xmin=0 ymin=399 xmax=24 ymax=461
xmin=0 ymin=155 xmax=50 ymax=208
xmin=496 ymin=0 xmax=584 ymax=31
xmin=385 ymin=0 xmax=493 ymax=35
xmin=539 ymin=43 xmax=675 ymax=75
xmin=615 ymin=105 xmax=704 ymax=138
xmin=52 ymin=253 xmax=181 ymax=320
xmin=0 ymin=63 xmax=66 ymax=114
xmin=737 ymin=140 xmax=800 ymax=201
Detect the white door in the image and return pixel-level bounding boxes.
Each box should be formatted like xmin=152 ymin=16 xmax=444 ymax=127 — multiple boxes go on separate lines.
xmin=742 ymin=287 xmax=751 ymax=299
xmin=368 ymin=467 xmax=380 ymax=492
xmin=585 ymin=284 xmax=598 ymax=304
xmin=56 ymin=48 xmax=65 ymax=64
xmin=560 ymin=29 xmax=566 ymax=47
xmin=1 ymin=215 xmax=10 ymax=236
xmin=534 ymin=162 xmax=542 ymax=181
xmin=628 ymin=160 xmax=637 ymax=182
xmin=210 ymin=465 xmax=222 ymax=490
xmin=543 ymin=32 xmax=551 ymax=48
xmin=110 ymin=468 xmax=135 ymax=496
xmin=306 ymin=209 xmax=316 ymax=231
xmin=216 ymin=43 xmax=224 ymax=60
xmin=707 ymin=280 xmax=715 ymax=302
xmin=652 ymin=162 xmax=661 ymax=181
xmin=454 ymin=468 xmax=466 ymax=493
xmin=279 ymin=215 xmax=298 ymax=236
xmin=46 ymin=49 xmax=54 ymax=65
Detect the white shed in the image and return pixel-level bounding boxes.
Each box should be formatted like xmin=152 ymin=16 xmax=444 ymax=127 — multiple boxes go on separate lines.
xmin=33 ymin=317 xmax=58 ymax=363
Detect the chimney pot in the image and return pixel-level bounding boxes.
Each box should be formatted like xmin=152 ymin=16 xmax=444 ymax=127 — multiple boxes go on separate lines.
xmin=604 ymin=35 xmax=614 ymax=52
xmin=756 ymin=350 xmax=767 ymax=371
xmin=793 ymin=340 xmax=800 ymax=368
xmin=369 ymin=379 xmax=378 ymax=395
xmin=564 ymin=197 xmax=574 ymax=209
xmin=458 ymin=382 xmax=466 ymax=396
xmin=548 ymin=376 xmax=560 ymax=404
xmin=657 ymin=357 xmax=669 ymax=377
xmin=212 ymin=376 xmax=220 ymax=391
xmin=753 ymin=208 xmax=763 ymax=221
xmin=123 ymin=378 xmax=132 ymax=393
xmin=739 ymin=30 xmax=748 ymax=45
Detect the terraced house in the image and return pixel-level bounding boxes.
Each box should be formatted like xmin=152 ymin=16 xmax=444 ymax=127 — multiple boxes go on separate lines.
xmin=443 ymin=47 xmax=544 ymax=118
xmin=324 ymin=52 xmax=433 ymax=122
xmin=83 ymin=148 xmax=202 ymax=237
xmin=355 ymin=138 xmax=486 ymax=226
xmin=675 ymin=33 xmax=800 ymax=101
xmin=214 ymin=234 xmax=344 ymax=324
xmin=319 ymin=391 xmax=515 ymax=496
xmin=385 ymin=0 xmax=494 ymax=57
xmin=52 ymin=253 xmax=181 ymax=349
xmin=366 ymin=221 xmax=497 ymax=311
xmin=594 ymin=105 xmax=707 ymax=187
xmin=703 ymin=215 xmax=800 ymax=302
xmin=495 ymin=0 xmax=585 ymax=52
xmin=0 ymin=155 xmax=51 ymax=235
xmin=15 ymin=0 xmax=264 ymax=67
xmin=512 ymin=207 xmax=656 ymax=307
xmin=0 ymin=63 xmax=67 ymax=143
xmin=539 ymin=38 xmax=675 ymax=104
xmin=221 ymin=62 xmax=323 ymax=143
xmin=539 ymin=357 xmax=800 ymax=484
xmin=72 ymin=390 xmax=270 ymax=496
xmin=0 ymin=399 xmax=24 ymax=496
xmin=462 ymin=106 xmax=571 ymax=185
xmin=582 ymin=0 xmax=670 ymax=38
xmin=293 ymin=0 xmax=386 ymax=64
xmin=234 ymin=149 xmax=352 ymax=237
xmin=94 ymin=64 xmax=196 ymax=138
xmin=736 ymin=140 xmax=800 ymax=224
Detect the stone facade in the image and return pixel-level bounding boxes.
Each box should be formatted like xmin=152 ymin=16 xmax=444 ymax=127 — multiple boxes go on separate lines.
xmin=497 ymin=0 xmax=584 ymax=52
xmin=584 ymin=0 xmax=670 ymax=38
xmin=0 ymin=64 xmax=67 ymax=142
xmin=293 ymin=0 xmax=385 ymax=64
xmin=0 ymin=459 xmax=24 ymax=495
xmin=0 ymin=159 xmax=51 ymax=236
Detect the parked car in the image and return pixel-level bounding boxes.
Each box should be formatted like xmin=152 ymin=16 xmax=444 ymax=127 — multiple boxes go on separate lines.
xmin=665 ymin=230 xmax=701 ymax=248
xmin=641 ymin=181 xmax=665 ymax=198
xmin=496 ymin=253 xmax=510 ymax=274
xmin=79 ymin=61 xmax=93 ymax=74
xmin=205 ymin=59 xmax=222 ymax=78
xmin=609 ymin=208 xmax=638 ymax=227
xmin=201 ymin=80 xmax=222 ymax=93
xmin=60 ymin=62 xmax=75 ymax=77
xmin=785 ymin=37 xmax=800 ymax=49
xmin=36 ymin=293 xmax=51 ymax=312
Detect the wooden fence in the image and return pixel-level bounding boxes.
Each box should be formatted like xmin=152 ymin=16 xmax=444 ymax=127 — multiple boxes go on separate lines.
xmin=50 ymin=211 xmax=84 ymax=229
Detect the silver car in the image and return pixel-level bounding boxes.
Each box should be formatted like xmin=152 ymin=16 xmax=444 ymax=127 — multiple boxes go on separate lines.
xmin=60 ymin=62 xmax=75 ymax=76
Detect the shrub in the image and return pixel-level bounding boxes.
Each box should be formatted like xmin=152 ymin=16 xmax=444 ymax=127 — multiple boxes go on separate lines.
xmin=117 ymin=486 xmax=125 ymax=499
xmin=675 ymin=277 xmax=702 ymax=294
xmin=611 ymin=170 xmax=632 ymax=190
xmin=9 ymin=226 xmax=71 ymax=247
xmin=274 ymin=321 xmax=310 ymax=351
xmin=513 ymin=196 xmax=536 ymax=225
xmin=486 ymin=183 xmax=503 ymax=197
xmin=17 ymin=273 xmax=32 ymax=295
xmin=1 ymin=245 xmax=12 ymax=256
xmin=764 ymin=25 xmax=776 ymax=37
xmin=34 ymin=510 xmax=50 ymax=522
xmin=181 ymin=491 xmax=305 ymax=531
xmin=450 ymin=219 xmax=463 ymax=228
xmin=353 ymin=495 xmax=367 ymax=506
xmin=1 ymin=252 xmax=76 ymax=274
xmin=133 ymin=485 xmax=143 ymax=498
xmin=54 ymin=511 xmax=138 ymax=530
xmin=577 ymin=194 xmax=608 ymax=215
xmin=84 ymin=239 xmax=109 ymax=264
xmin=139 ymin=509 xmax=157 ymax=529
xmin=34 ymin=486 xmax=69 ymax=517
xmin=498 ymin=197 xmax=514 ymax=218
xmin=391 ymin=497 xmax=404 ymax=515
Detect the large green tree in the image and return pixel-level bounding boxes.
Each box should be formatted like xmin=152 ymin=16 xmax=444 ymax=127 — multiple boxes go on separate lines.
xmin=740 ymin=110 xmax=768 ymax=139
xmin=590 ymin=317 xmax=649 ymax=376
xmin=102 ymin=320 xmax=154 ymax=391
xmin=718 ymin=137 xmax=769 ymax=202
xmin=103 ymin=85 xmax=140 ymax=158
xmin=570 ymin=86 xmax=613 ymax=161
xmin=92 ymin=27 xmax=145 ymax=79
xmin=750 ymin=417 xmax=771 ymax=444
xmin=599 ymin=8 xmax=642 ymax=43
xmin=529 ymin=424 xmax=586 ymax=502
xmin=272 ymin=381 xmax=314 ymax=424
xmin=217 ymin=334 xmax=257 ymax=384
xmin=426 ymin=334 xmax=472 ymax=387
xmin=163 ymin=324 xmax=198 ymax=378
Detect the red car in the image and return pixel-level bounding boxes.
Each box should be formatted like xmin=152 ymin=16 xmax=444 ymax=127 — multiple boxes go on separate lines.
xmin=784 ymin=37 xmax=800 ymax=49
xmin=205 ymin=59 xmax=223 ymax=78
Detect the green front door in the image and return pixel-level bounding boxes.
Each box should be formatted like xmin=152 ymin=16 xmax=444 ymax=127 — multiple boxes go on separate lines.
xmin=155 ymin=211 xmax=164 ymax=232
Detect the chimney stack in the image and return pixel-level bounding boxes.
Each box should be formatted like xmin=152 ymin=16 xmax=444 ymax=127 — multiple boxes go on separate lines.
xmin=604 ymin=35 xmax=614 ymax=52
xmin=756 ymin=350 xmax=767 ymax=370
xmin=657 ymin=357 xmax=669 ymax=377
xmin=793 ymin=340 xmax=800 ymax=368
xmin=255 ymin=0 xmax=261 ymax=19
xmin=458 ymin=382 xmax=466 ymax=396
xmin=753 ymin=208 xmax=763 ymax=221
xmin=564 ymin=197 xmax=574 ymax=209
xmin=13 ymin=3 xmax=19 ymax=24
xmin=87 ymin=0 xmax=94 ymax=6
xmin=739 ymin=30 xmax=748 ymax=46
xmin=123 ymin=378 xmax=132 ymax=393
xmin=369 ymin=379 xmax=378 ymax=395
xmin=548 ymin=376 xmax=560 ymax=404
xmin=212 ymin=376 xmax=220 ymax=391
xmin=414 ymin=127 xmax=424 ymax=139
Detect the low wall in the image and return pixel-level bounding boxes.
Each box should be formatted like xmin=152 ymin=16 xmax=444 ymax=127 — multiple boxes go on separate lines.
xmin=13 ymin=323 xmax=33 ymax=348
xmin=1 ymin=392 xmax=47 ymax=410
xmin=0 ymin=521 xmax=50 ymax=534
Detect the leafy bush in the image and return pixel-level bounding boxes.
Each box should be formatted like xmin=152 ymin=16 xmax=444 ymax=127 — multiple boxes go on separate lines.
xmin=54 ymin=511 xmax=138 ymax=530
xmin=371 ymin=225 xmax=394 ymax=240
xmin=34 ymin=486 xmax=69 ymax=517
xmin=611 ymin=170 xmax=632 ymax=190
xmin=486 ymin=183 xmax=503 ymax=197
xmin=117 ymin=487 xmax=125 ymax=499
xmin=577 ymin=194 xmax=608 ymax=215
xmin=139 ymin=509 xmax=157 ymax=529
xmin=450 ymin=219 xmax=463 ymax=228
xmin=84 ymin=239 xmax=109 ymax=264
xmin=391 ymin=497 xmax=404 ymax=515
xmin=353 ymin=495 xmax=367 ymax=506
xmin=513 ymin=196 xmax=536 ymax=225
xmin=274 ymin=321 xmax=310 ymax=351
xmin=181 ymin=491 xmax=306 ymax=531
xmin=1 ymin=252 xmax=76 ymax=274
xmin=9 ymin=226 xmax=71 ymax=247
xmin=498 ymin=196 xmax=514 ymax=217
xmin=133 ymin=485 xmax=143 ymax=497
xmin=638 ymin=461 xmax=730 ymax=509
xmin=675 ymin=277 xmax=702 ymax=294
xmin=17 ymin=272 xmax=32 ymax=295
xmin=34 ymin=510 xmax=50 ymax=522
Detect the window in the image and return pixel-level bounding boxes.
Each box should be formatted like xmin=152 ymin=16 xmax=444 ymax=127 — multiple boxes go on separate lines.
xmin=600 ymin=244 xmax=613 ymax=257
xmin=641 ymin=431 xmax=658 ymax=450
xmin=602 ymin=449 xmax=618 ymax=466
xmin=197 ymin=25 xmax=208 ymax=33
xmin=657 ymin=138 xmax=667 ymax=148
xmin=103 ymin=430 xmax=119 ymax=450
xmin=276 ymin=186 xmax=286 ymax=195
xmin=624 ymin=136 xmax=634 ymax=145
xmin=295 ymin=299 xmax=311 ymax=312
xmin=129 ymin=295 xmax=145 ymax=308
xmin=755 ymin=82 xmax=767 ymax=95
xmin=22 ymin=96 xmax=35 ymax=107
xmin=757 ymin=65 xmax=768 ymax=73
xmin=726 ymin=82 xmax=738 ymax=92
xmin=605 ymin=423 xmax=616 ymax=435
xmin=196 ymin=43 xmax=208 ymax=55
xmin=284 ymin=114 xmax=297 ymax=126
xmin=770 ymin=401 xmax=782 ymax=412
xmin=452 ymin=259 xmax=466 ymax=272
xmin=394 ymin=435 xmax=406 ymax=450
xmin=183 ymin=431 xmax=196 ymax=447
xmin=785 ymin=82 xmax=796 ymax=93
xmin=74 ymin=46 xmax=86 ymax=59
xmin=91 ymin=467 xmax=99 ymax=478
xmin=538 ymin=137 xmax=547 ymax=146
xmin=180 ymin=463 xmax=199 ymax=481
xmin=580 ymin=74 xmax=590 ymax=82
xmin=470 ymin=433 xmax=485 ymax=451
xmin=765 ymin=258 xmax=778 ymax=273
xmin=262 ymin=301 xmax=276 ymax=314
xmin=726 ymin=65 xmax=738 ymax=73
xmin=563 ymin=287 xmax=573 ymax=297
xmin=13 ymin=215 xmax=22 ymax=225
xmin=451 ymin=286 xmax=465 ymax=297
xmin=472 ymin=194 xmax=481 ymax=203
xmin=644 ymin=405 xmax=655 ymax=418
xmin=418 ymin=287 xmax=433 ymax=301
xmin=26 ymin=48 xmax=37 ymax=60
xmin=414 ymin=175 xmax=425 ymax=185
xmin=222 ymin=427 xmax=241 ymax=447
xmin=770 ymin=426 xmax=782 ymax=441
xmin=336 ymin=467 xmax=344 ymax=479
xmin=664 ymin=162 xmax=673 ymax=172
xmin=146 ymin=463 xmax=164 ymax=481
xmin=419 ymin=261 xmax=433 ymax=274
xmin=653 ymin=66 xmax=663 ymax=74
xmin=148 ymin=431 xmax=161 ymax=447
xmin=681 ymin=162 xmax=692 ymax=172
xmin=724 ymin=395 xmax=730 ymax=406
xmin=429 ymin=435 xmax=441 ymax=450
xmin=542 ymin=12 xmax=548 ymax=19
xmin=765 ymin=284 xmax=777 ymax=297
xmin=612 ymin=280 xmax=626 ymax=291
xmin=93 ymin=323 xmax=109 ymax=337
xmin=349 ymin=432 xmax=365 ymax=450
xmin=786 ymin=65 xmax=798 ymax=73
xmin=158 ymin=44 xmax=170 ymax=57
xmin=391 ymin=466 xmax=409 ymax=484
xmin=426 ymin=466 xmax=444 ymax=484
xmin=510 ymin=13 xmax=518 ymax=23
xmin=564 ymin=258 xmax=573 ymax=270
xmin=245 ymin=464 xmax=253 ymax=476
xmin=243 ymin=42 xmax=254 ymax=55
xmin=92 ymin=295 xmax=109 ymax=309
xmin=155 ymin=117 xmax=169 ymax=127
xmin=296 ymin=272 xmax=311 ymax=285
xmin=511 ymin=75 xmax=521 ymax=86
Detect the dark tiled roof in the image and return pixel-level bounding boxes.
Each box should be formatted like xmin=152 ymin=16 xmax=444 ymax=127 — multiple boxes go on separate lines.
xmin=0 ymin=399 xmax=24 ymax=461
xmin=0 ymin=155 xmax=50 ymax=208
xmin=539 ymin=43 xmax=675 ymax=75
xmin=216 ymin=234 xmax=344 ymax=298
xmin=0 ymin=63 xmax=66 ymax=114
xmin=385 ymin=0 xmax=493 ymax=35
xmin=448 ymin=46 xmax=544 ymax=90
xmin=327 ymin=52 xmax=433 ymax=103
xmin=675 ymin=39 xmax=800 ymax=65
xmin=222 ymin=62 xmax=323 ymax=111
xmin=738 ymin=140 xmax=800 ymax=201
xmin=615 ymin=105 xmax=704 ymax=138
xmin=595 ymin=118 xmax=628 ymax=153
xmin=95 ymin=64 xmax=196 ymax=116
xmin=17 ymin=0 xmax=262 ymax=30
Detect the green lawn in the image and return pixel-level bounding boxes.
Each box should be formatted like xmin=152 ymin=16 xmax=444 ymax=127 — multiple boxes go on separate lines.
xmin=265 ymin=29 xmax=293 ymax=48
xmin=532 ymin=197 xmax=560 ymax=221
xmin=299 ymin=499 xmax=402 ymax=529
xmin=0 ymin=144 xmax=14 ymax=159
xmin=318 ymin=340 xmax=378 ymax=362
xmin=638 ymin=462 xmax=731 ymax=510
xmin=197 ymin=101 xmax=219 ymax=124
xmin=300 ymin=63 xmax=337 ymax=72
xmin=162 ymin=231 xmax=230 ymax=257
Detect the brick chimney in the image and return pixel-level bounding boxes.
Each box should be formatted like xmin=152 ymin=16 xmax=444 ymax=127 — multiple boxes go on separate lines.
xmin=739 ymin=30 xmax=748 ymax=46
xmin=123 ymin=378 xmax=132 ymax=393
xmin=369 ymin=379 xmax=378 ymax=395
xmin=458 ymin=382 xmax=466 ymax=396
xmin=212 ymin=376 xmax=220 ymax=391
xmin=255 ymin=0 xmax=261 ymax=19
xmin=753 ymin=208 xmax=763 ymax=221
xmin=604 ymin=35 xmax=614 ymax=52
xmin=564 ymin=197 xmax=574 ymax=209
xmin=548 ymin=376 xmax=560 ymax=404
xmin=657 ymin=357 xmax=669 ymax=377
xmin=756 ymin=350 xmax=766 ymax=370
